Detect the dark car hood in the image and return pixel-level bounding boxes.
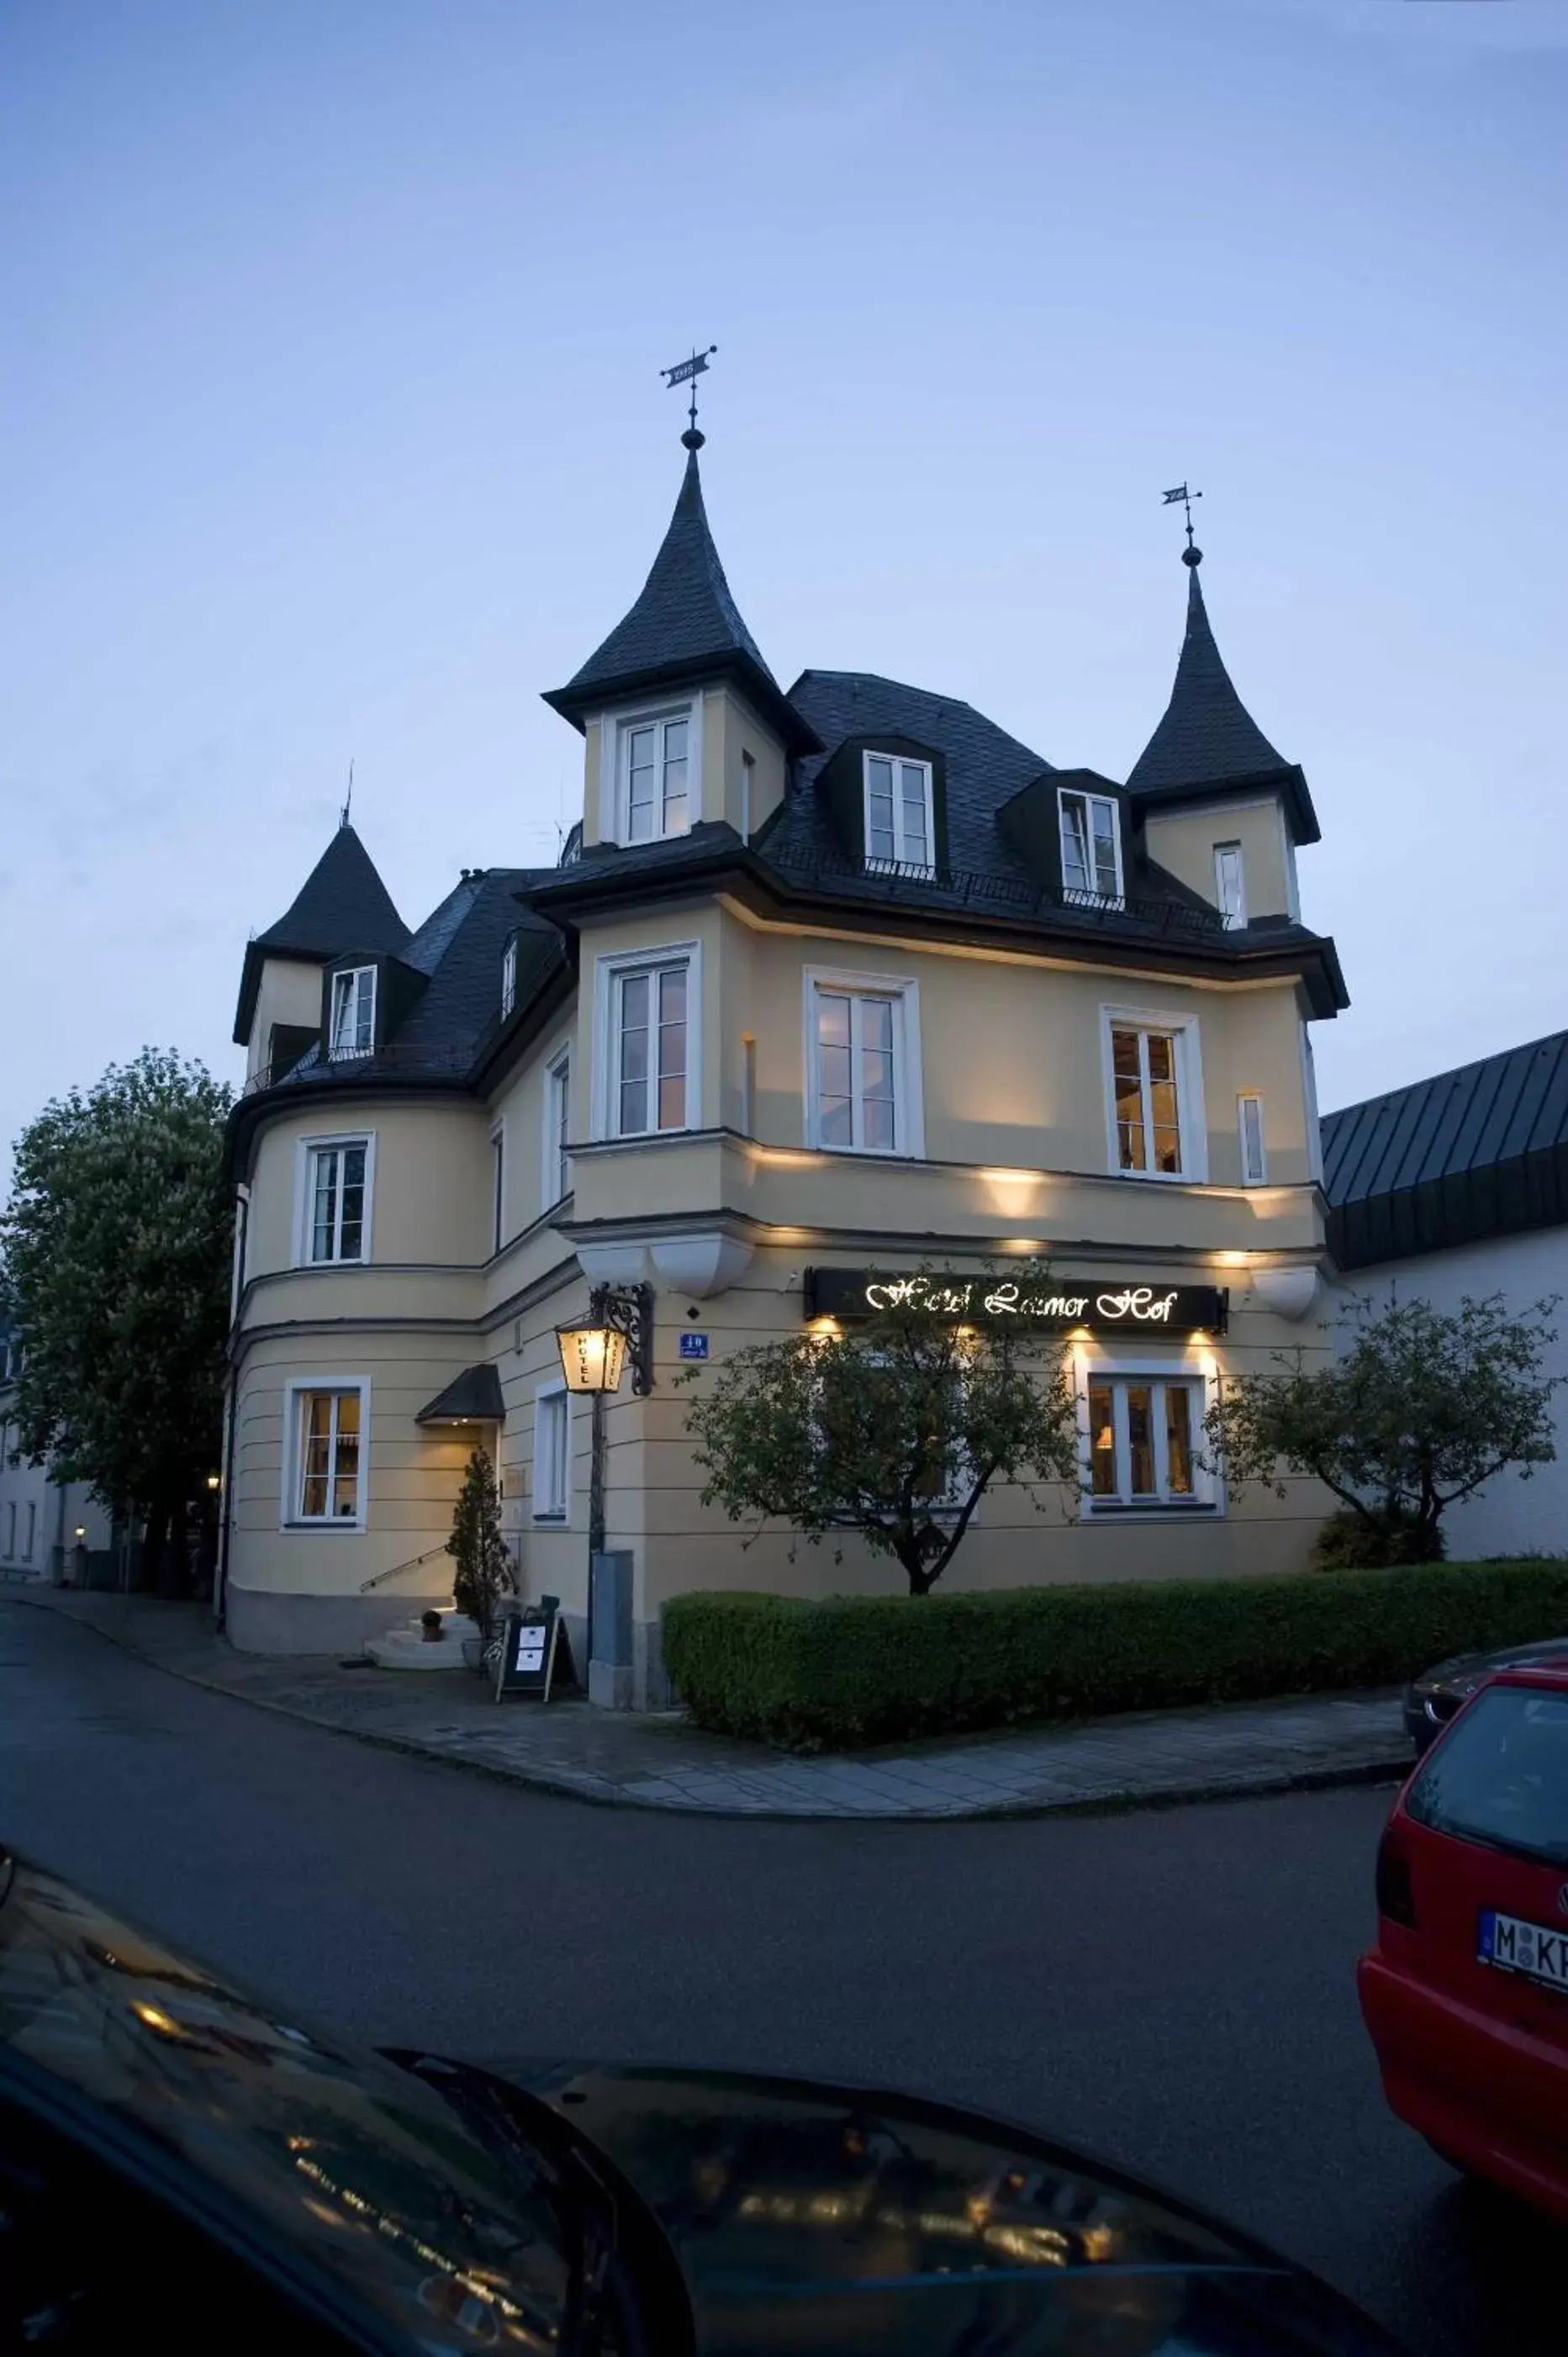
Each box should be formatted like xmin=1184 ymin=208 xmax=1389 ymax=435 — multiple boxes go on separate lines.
xmin=1419 ymin=1635 xmax=1568 ymax=1691
xmin=486 ymin=2059 xmax=1404 ymax=2356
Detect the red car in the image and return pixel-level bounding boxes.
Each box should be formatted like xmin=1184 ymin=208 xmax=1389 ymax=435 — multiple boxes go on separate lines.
xmin=1359 ymin=1664 xmax=1568 ymax=2221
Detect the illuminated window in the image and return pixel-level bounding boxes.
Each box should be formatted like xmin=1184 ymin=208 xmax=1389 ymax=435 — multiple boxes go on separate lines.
xmin=304 ymin=1139 xmax=371 ymax=1265
xmin=1085 ymin=1377 xmax=1204 ymax=1509
xmin=287 ymin=1384 xmax=367 ymax=1525
xmin=863 ymin=753 xmax=934 ymax=875
xmin=1111 ymin=1026 xmax=1185 ymax=1176
xmin=805 ymin=969 xmax=923 ymax=1158
xmin=620 ymin=708 xmax=692 ymax=843
xmin=1215 ymin=843 xmax=1246 ymax=929
xmin=615 ymin=963 xmax=688 ymax=1135
xmin=328 ymin=967 xmax=376 ymax=1059
xmin=1059 ymin=790 xmax=1122 ymax=902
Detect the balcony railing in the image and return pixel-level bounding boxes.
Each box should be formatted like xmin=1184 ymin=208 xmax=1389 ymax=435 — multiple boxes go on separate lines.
xmin=763 ymin=842 xmax=1227 ymax=938
xmin=242 ymin=1040 xmax=480 ymax=1099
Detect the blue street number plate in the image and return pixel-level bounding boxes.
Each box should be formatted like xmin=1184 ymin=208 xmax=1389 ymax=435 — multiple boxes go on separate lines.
xmin=678 ymin=1333 xmax=710 ymax=1361
xmin=1478 ymin=1909 xmax=1568 ymax=1991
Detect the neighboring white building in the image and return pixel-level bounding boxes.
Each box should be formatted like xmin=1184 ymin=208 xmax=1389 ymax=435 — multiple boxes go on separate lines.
xmin=1323 ymin=1030 xmax=1568 ymax=1558
xmin=0 ymin=1324 xmax=114 ymax=1585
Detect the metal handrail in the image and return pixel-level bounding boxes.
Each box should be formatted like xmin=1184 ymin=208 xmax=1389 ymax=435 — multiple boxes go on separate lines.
xmin=359 ymin=1541 xmax=451 ymax=1596
xmin=762 ymin=841 xmax=1227 ymax=938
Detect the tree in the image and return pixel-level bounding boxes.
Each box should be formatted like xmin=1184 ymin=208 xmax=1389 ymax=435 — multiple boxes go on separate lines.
xmin=682 ymin=1268 xmax=1082 ymax=1594
xmin=0 ymin=1049 xmax=234 ymax=1589
xmin=446 ymin=1447 xmax=514 ymax=1641
xmin=1205 ymin=1291 xmax=1560 ymax=1565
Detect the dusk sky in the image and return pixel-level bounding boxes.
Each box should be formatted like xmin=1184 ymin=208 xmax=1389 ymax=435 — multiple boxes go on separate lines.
xmin=3 ymin=0 xmax=1565 ymax=1178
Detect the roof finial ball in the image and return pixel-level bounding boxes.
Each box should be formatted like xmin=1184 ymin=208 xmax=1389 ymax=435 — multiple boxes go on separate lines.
xmin=662 ymin=344 xmax=718 ymax=453
xmin=1162 ymin=480 xmax=1203 ymax=565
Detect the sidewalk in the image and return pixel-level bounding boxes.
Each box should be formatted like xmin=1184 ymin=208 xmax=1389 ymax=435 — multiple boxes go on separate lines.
xmin=3 ymin=1585 xmax=1412 ymax=1821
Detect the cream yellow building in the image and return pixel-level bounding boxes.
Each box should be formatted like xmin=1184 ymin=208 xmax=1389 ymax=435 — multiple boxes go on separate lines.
xmin=222 ymin=431 xmax=1349 ymax=1700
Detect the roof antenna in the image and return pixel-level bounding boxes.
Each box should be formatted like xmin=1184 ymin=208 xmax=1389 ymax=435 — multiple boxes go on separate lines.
xmin=661 ymin=345 xmax=718 ymax=452
xmin=1162 ymin=483 xmax=1203 ymax=567
xmin=341 ymin=758 xmax=354 ymax=830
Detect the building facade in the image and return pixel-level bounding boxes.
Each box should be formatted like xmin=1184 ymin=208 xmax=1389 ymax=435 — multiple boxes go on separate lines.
xmin=223 ymin=432 xmax=1349 ymax=1696
xmin=1323 ymin=1030 xmax=1568 ymax=1558
xmin=0 ymin=1324 xmax=114 ymax=1585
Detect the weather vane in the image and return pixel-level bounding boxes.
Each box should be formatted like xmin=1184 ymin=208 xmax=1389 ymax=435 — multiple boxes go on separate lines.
xmin=1162 ymin=482 xmax=1203 ymax=563
xmin=661 ymin=345 xmax=718 ymax=448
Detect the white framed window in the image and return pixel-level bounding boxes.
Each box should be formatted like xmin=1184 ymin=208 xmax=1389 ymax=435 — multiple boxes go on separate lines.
xmin=1101 ymin=1007 xmax=1206 ymax=1181
xmin=1215 ymin=842 xmax=1246 ymax=929
xmin=491 ymin=1123 xmax=506 ymax=1254
xmin=620 ymin=706 xmax=693 ymax=843
xmin=543 ymin=1045 xmax=572 ymax=1204
xmin=500 ymin=938 xmax=518 ymax=1019
xmin=296 ymin=1135 xmax=374 ymax=1266
xmin=1079 ymin=1360 xmax=1217 ymax=1514
xmin=1301 ymin=1022 xmax=1324 ymax=1183
xmin=594 ymin=943 xmax=701 ymax=1139
xmin=328 ymin=966 xmax=376 ymax=1059
xmin=23 ymin=1502 xmax=35 ymax=1562
xmin=1238 ymin=1092 xmax=1268 ymax=1186
xmin=804 ymin=966 xmax=924 ymax=1158
xmin=532 ymin=1382 xmax=570 ymax=1522
xmin=1059 ymin=789 xmax=1122 ymax=902
xmin=863 ymin=753 xmax=934 ymax=874
xmin=282 ymin=1378 xmax=369 ymax=1529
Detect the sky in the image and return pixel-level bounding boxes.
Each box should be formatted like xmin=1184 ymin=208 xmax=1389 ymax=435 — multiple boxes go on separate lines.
xmin=3 ymin=0 xmax=1565 ymax=1179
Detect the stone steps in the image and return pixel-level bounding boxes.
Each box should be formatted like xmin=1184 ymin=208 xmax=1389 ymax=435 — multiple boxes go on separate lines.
xmin=364 ymin=1607 xmax=482 ymax=1673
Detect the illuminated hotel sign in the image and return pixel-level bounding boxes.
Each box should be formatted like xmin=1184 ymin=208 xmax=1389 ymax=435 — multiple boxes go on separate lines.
xmin=803 ymin=1269 xmax=1227 ymax=1334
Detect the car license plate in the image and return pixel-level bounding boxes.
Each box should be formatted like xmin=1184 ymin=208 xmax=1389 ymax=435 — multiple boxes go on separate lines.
xmin=1478 ymin=1909 xmax=1568 ymax=1991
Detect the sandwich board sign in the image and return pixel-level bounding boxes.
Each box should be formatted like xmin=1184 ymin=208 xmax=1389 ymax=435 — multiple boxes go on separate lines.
xmin=492 ymin=1596 xmax=568 ymax=1703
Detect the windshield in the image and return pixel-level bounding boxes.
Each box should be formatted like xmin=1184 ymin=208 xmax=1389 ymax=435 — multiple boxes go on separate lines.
xmin=0 ymin=1858 xmax=573 ymax=2351
xmin=1406 ymin=1684 xmax=1568 ymax=1868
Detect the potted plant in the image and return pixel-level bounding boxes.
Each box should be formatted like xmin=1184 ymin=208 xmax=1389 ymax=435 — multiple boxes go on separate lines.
xmin=445 ymin=1448 xmax=515 ymax=1671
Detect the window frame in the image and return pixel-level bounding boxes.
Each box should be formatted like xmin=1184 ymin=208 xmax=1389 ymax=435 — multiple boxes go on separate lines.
xmin=1074 ymin=1350 xmax=1220 ymax=1518
xmin=500 ymin=937 xmax=518 ymax=1020
xmin=3 ymin=1501 xmax=13 ymax=1558
xmin=531 ymin=1381 xmax=571 ymax=1524
xmin=542 ymin=1043 xmax=573 ymax=1206
xmin=293 ymin=1133 xmax=376 ymax=1269
xmin=861 ymin=752 xmax=936 ymax=876
xmin=1058 ymin=787 xmax=1124 ymax=905
xmin=593 ymin=941 xmax=703 ymax=1141
xmin=803 ymin=964 xmax=925 ymax=1160
xmin=1214 ymin=841 xmax=1247 ymax=930
xmin=280 ymin=1377 xmax=370 ymax=1532
xmin=327 ymin=965 xmax=377 ymax=1060
xmin=606 ymin=700 xmax=699 ymax=845
xmin=22 ymin=1501 xmax=35 ymax=1562
xmin=1099 ymin=1004 xmax=1207 ymax=1183
xmin=1237 ymin=1091 xmax=1268 ymax=1186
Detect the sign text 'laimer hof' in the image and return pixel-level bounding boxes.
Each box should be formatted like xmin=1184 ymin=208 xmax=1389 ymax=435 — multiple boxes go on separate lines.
xmin=803 ymin=1269 xmax=1228 ymax=1334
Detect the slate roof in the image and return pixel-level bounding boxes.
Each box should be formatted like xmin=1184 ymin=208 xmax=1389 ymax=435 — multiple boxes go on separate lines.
xmin=1127 ymin=558 xmax=1318 ymax=841
xmin=1323 ymin=1029 xmax=1568 ymax=1269
xmin=234 ymin=825 xmax=411 ymax=1044
xmin=541 ymin=447 xmax=817 ymax=754
xmin=415 ymin=1363 xmax=507 ymax=1424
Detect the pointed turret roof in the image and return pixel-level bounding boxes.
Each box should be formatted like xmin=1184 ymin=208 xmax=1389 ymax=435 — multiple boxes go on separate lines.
xmin=235 ymin=824 xmax=410 ymax=1044
xmin=543 ymin=443 xmax=818 ymax=753
xmin=256 ymin=822 xmax=410 ymax=957
xmin=1127 ymin=552 xmax=1316 ymax=839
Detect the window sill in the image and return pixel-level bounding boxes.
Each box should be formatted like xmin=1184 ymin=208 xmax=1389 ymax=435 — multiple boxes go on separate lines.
xmin=281 ymin=1519 xmax=365 ymax=1534
xmin=1082 ymin=1501 xmax=1217 ymax=1519
xmin=295 ymin=1258 xmax=369 ymax=1272
xmin=532 ymin=1512 xmax=568 ymax=1526
xmin=1111 ymin=1167 xmax=1191 ymax=1184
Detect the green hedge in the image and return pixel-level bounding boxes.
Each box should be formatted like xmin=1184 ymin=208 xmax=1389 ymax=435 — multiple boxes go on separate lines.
xmin=662 ymin=1562 xmax=1568 ymax=1750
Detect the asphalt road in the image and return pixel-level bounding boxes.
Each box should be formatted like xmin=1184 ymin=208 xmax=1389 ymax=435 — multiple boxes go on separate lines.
xmin=2 ymin=1597 xmax=1562 ymax=2354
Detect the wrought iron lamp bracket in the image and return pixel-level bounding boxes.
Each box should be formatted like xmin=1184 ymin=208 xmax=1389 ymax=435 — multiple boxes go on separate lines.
xmin=592 ymin=1282 xmax=655 ymax=1396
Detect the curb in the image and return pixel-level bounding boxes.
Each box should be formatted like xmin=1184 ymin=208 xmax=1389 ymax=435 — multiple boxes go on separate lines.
xmin=1 ymin=1590 xmax=1412 ymax=1824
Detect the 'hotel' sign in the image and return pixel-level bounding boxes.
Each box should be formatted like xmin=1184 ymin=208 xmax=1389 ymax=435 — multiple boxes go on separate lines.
xmin=804 ymin=1269 xmax=1228 ymax=1335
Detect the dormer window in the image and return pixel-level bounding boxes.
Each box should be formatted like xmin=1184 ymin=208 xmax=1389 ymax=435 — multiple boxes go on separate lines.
xmin=500 ymin=937 xmax=517 ymax=1019
xmin=1059 ymin=790 xmax=1122 ymax=903
xmin=863 ymin=753 xmax=934 ymax=875
xmin=329 ymin=966 xmax=376 ymax=1060
xmin=619 ymin=707 xmax=692 ymax=843
xmin=1215 ymin=843 xmax=1246 ymax=929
